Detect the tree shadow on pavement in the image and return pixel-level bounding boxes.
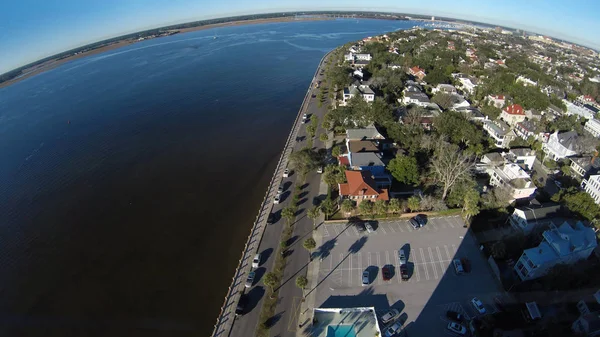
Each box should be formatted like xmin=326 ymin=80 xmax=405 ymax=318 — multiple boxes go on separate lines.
xmin=264 ymin=311 xmax=285 ymax=328
xmin=316 ymin=238 xmax=337 ymax=259
xmin=348 ymin=236 xmax=368 ymax=254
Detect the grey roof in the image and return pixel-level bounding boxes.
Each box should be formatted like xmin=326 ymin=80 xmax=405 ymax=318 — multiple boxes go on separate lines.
xmin=350 ymin=152 xmax=385 ymax=167
xmin=484 ymin=120 xmax=511 ymax=136
xmin=570 ymin=156 xmax=600 ymax=171
xmin=346 ymin=127 xmax=385 ymax=140
xmin=517 ymin=120 xmax=537 ymax=132
xmin=510 ymin=148 xmax=536 ymax=157
xmin=557 ymin=131 xmax=579 ymax=150
xmin=405 ymin=92 xmax=430 ymax=102
xmin=514 ymin=203 xmax=561 ymax=221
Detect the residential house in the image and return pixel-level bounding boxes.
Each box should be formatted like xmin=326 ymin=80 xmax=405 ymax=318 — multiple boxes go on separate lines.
xmin=341 ymin=83 xmax=375 ymax=106
xmin=500 ymin=104 xmax=526 ymax=126
xmin=565 ymin=100 xmax=596 ymax=120
xmin=338 ymin=170 xmax=389 ymax=204
xmin=582 ymin=175 xmax=600 ymax=204
xmin=401 ymin=92 xmax=430 ymax=107
xmin=348 ymin=152 xmax=385 ymax=174
xmin=514 ymin=120 xmax=537 ymax=140
xmin=507 ymin=148 xmax=537 ymax=171
xmin=347 ymin=140 xmax=380 ymax=153
xmin=585 ymin=119 xmax=600 ymax=138
xmin=345 ymin=53 xmax=372 ymax=63
xmin=456 ymin=107 xmax=485 ymax=121
xmin=514 ymin=221 xmax=597 ymax=281
xmin=466 ymin=48 xmax=477 ymax=57
xmin=483 ymin=120 xmax=516 ymax=148
xmin=579 ymin=95 xmax=597 ymax=104
xmin=487 ymin=94 xmax=507 ymax=108
xmin=457 ymin=77 xmax=478 ymax=94
xmin=487 ymin=163 xmax=537 ymax=200
xmin=570 ymin=156 xmax=600 ymax=178
xmin=409 ymin=66 xmax=426 ymax=81
xmin=432 ymin=84 xmax=458 ymax=95
xmin=542 ymin=131 xmax=579 ymax=161
xmin=346 ymin=126 xmax=385 ymax=141
xmin=508 ymin=203 xmax=561 ymax=234
xmin=353 ymin=68 xmax=364 ymax=80
xmin=517 ymin=76 xmax=538 ymax=86
xmin=449 ymin=94 xmax=470 ymax=110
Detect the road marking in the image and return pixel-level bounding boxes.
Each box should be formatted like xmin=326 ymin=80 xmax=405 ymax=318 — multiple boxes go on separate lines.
xmin=367 ymin=252 xmax=372 ymax=268
xmin=452 ymin=244 xmax=458 ymax=255
xmin=287 ymin=296 xmax=303 ymax=331
xmin=437 ymin=246 xmax=446 ymax=274
xmin=412 ymin=249 xmax=420 ymax=282
xmin=397 ymin=223 xmax=404 ymax=232
xmin=428 ymin=247 xmax=438 ymax=279
xmin=376 ymin=252 xmax=381 ymax=284
xmin=444 ymin=245 xmax=452 ymax=260
xmin=385 ymin=251 xmax=391 ymax=265
xmin=406 ymin=223 xmax=413 ymax=232
xmin=333 ymin=225 xmax=341 ymax=236
xmin=351 ymin=226 xmax=359 ymax=236
xmin=322 ymin=226 xmax=330 ymax=237
xmin=340 ymin=253 xmax=345 ymax=286
xmin=388 ymin=224 xmax=396 ymax=233
xmin=449 ymin=221 xmax=455 ymax=228
xmin=345 ymin=225 xmax=352 ymax=236
xmin=380 ymin=226 xmax=387 ymax=235
xmin=420 ymin=248 xmax=429 ymax=280
xmin=394 ymin=250 xmax=402 ymax=284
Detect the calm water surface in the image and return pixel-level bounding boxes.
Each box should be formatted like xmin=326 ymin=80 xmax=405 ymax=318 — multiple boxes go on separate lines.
xmin=0 ymin=19 xmax=422 ymax=336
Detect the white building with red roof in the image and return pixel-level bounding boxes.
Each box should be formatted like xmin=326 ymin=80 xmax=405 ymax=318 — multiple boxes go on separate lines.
xmin=501 ymin=104 xmax=526 ymax=126
xmin=408 ymin=66 xmax=426 ymax=81
xmin=486 ymin=94 xmax=506 ymax=108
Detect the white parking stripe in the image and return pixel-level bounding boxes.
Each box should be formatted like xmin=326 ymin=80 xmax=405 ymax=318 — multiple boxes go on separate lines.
xmin=420 ymin=248 xmax=429 ymax=280
xmin=380 ymin=226 xmax=387 ymax=235
xmin=412 ymin=249 xmax=420 ymax=282
xmin=388 ymin=224 xmax=396 ymax=233
xmin=385 ymin=251 xmax=391 ymax=265
xmin=452 ymin=244 xmax=458 ymax=255
xmin=376 ymin=252 xmax=381 ymax=284
xmin=406 ymin=223 xmax=413 ymax=232
xmin=367 ymin=252 xmax=372 ymax=268
xmin=397 ymin=223 xmax=404 ymax=232
xmin=352 ymin=226 xmax=359 ymax=235
xmin=349 ymin=253 xmax=354 ymax=286
xmin=437 ymin=246 xmax=446 ymax=273
xmin=340 ymin=253 xmax=344 ymax=286
xmin=323 ymin=226 xmax=330 ymax=237
xmin=428 ymin=247 xmax=438 ymax=279
xmin=444 ymin=245 xmax=452 ymax=260
xmin=333 ymin=225 xmax=341 ymax=235
xmin=394 ymin=250 xmax=401 ymax=284
xmin=345 ymin=225 xmax=352 ymax=236
xmin=449 ymin=221 xmax=455 ymax=228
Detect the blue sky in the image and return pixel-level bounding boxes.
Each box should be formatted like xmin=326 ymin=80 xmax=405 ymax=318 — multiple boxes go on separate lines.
xmin=1 ymin=0 xmax=599 ymax=74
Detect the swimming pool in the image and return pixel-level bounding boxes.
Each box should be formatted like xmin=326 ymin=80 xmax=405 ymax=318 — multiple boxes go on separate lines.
xmin=327 ymin=325 xmax=356 ymax=337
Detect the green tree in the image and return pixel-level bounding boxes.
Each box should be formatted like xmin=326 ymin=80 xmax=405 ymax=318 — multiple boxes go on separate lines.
xmin=263 ymin=272 xmax=279 ymax=295
xmin=388 ymin=198 xmax=402 ymax=215
xmin=281 ymin=206 xmax=296 ymax=225
xmin=323 ymin=165 xmax=346 ymax=188
xmin=462 ymin=187 xmax=480 ymax=224
xmin=322 ymin=120 xmax=331 ymax=130
xmin=341 ymin=199 xmax=355 ymax=216
xmin=552 ymin=187 xmax=600 ymax=223
xmin=331 ymin=145 xmax=341 ymax=158
xmin=447 ymin=178 xmax=477 ymax=208
xmin=303 ymin=237 xmax=317 ymax=252
xmin=296 ymin=275 xmax=308 ymax=292
xmin=306 ymin=124 xmax=316 ymax=137
xmin=320 ymin=197 xmax=337 ymax=220
xmin=431 ymin=92 xmax=455 ymax=110
xmin=424 ymin=68 xmax=451 ymax=86
xmin=408 ymin=196 xmax=421 ymax=212
xmin=374 ymin=200 xmax=388 ymax=217
xmin=319 ymin=133 xmax=329 ymax=142
xmin=490 ymin=241 xmax=507 ymax=260
xmin=289 ymin=148 xmax=319 ymax=177
xmin=387 ymin=154 xmax=420 ymax=185
xmin=481 ymin=105 xmax=502 ymax=119
xmin=358 ymin=200 xmax=374 ymax=216
xmin=434 ymin=111 xmax=484 ymax=147
xmin=307 ymin=206 xmax=321 ymax=227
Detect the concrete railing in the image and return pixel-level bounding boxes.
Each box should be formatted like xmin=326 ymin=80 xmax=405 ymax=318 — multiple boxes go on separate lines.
xmin=210 ymin=48 xmax=335 ymax=337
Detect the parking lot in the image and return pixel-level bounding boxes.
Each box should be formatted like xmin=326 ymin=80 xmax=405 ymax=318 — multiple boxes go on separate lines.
xmin=312 ymin=216 xmax=503 ymax=337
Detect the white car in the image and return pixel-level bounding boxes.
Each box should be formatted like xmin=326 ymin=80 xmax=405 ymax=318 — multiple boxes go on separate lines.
xmin=245 ymin=271 xmax=255 ymax=288
xmin=365 ymin=222 xmax=374 ymax=233
xmin=471 ymin=297 xmax=486 ymax=314
xmin=317 ymin=166 xmax=323 ymax=174
xmin=283 ymin=168 xmax=290 ymax=178
xmin=273 ymin=193 xmax=281 ymax=204
xmin=361 ymin=270 xmax=370 ymax=286
xmin=252 ymin=254 xmax=261 ymax=269
xmin=384 ymin=321 xmax=403 ymax=337
xmin=381 ymin=309 xmax=400 ymax=324
xmin=447 ymin=322 xmax=467 ymax=335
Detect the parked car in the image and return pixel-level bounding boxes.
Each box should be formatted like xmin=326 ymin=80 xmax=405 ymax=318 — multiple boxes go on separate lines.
xmin=273 ymin=193 xmax=281 ymax=204
xmin=362 ymin=270 xmax=370 ymax=286
xmin=398 ymin=249 xmax=407 ymax=265
xmin=400 ymin=264 xmax=409 ymax=280
xmin=267 ymin=213 xmax=275 ymax=225
xmin=447 ymin=322 xmax=467 ymax=335
xmin=382 ymin=265 xmax=392 ymax=281
xmin=461 ymin=258 xmax=471 ymax=273
xmin=235 ymin=293 xmax=249 ymax=316
xmin=453 ymin=259 xmax=464 ymax=274
xmin=365 ymin=222 xmax=374 ymax=233
xmin=312 ymin=94 xmax=316 ymax=98
xmin=245 ymin=271 xmax=255 ymax=288
xmin=355 ymin=222 xmax=366 ymax=232
xmin=317 ymin=166 xmax=323 ymax=174
xmin=278 ymin=184 xmax=284 ymax=194
xmin=283 ymin=168 xmax=290 ymax=177
xmin=252 ymin=254 xmax=261 ymax=268
xmin=414 ymin=214 xmax=427 ymax=226
xmin=471 ymin=297 xmax=486 ymax=314
xmin=409 ymin=218 xmax=420 ymax=229
xmin=447 ymin=310 xmax=463 ymax=322
xmin=381 ymin=308 xmax=400 ymax=324
xmin=384 ymin=320 xmax=403 ymax=337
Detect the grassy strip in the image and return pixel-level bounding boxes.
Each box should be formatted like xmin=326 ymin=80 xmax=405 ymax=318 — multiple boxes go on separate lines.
xmin=255 ymin=183 xmax=302 ymax=337
xmin=328 ymin=208 xmax=463 ymax=221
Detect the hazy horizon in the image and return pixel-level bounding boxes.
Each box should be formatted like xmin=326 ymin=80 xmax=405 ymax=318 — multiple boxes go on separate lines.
xmin=1 ymin=1 xmax=599 ymax=74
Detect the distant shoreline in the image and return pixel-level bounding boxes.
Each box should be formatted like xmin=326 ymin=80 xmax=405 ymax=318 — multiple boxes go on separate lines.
xmin=0 ymin=16 xmax=330 ymax=89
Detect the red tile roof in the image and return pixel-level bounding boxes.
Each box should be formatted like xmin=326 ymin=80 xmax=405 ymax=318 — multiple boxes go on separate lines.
xmin=493 ymin=95 xmax=505 ymax=100
xmin=338 ymin=156 xmax=350 ymax=166
xmin=338 ymin=171 xmax=389 ymax=200
xmin=410 ymin=66 xmax=425 ymax=74
xmin=503 ymin=104 xmax=524 ymax=115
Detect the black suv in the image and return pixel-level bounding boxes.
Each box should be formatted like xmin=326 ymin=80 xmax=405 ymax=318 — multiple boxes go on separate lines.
xmin=236 ymin=294 xmax=249 ymax=316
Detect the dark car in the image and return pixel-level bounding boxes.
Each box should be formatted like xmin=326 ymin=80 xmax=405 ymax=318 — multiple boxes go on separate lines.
xmin=400 ymin=264 xmax=409 ymax=280
xmin=267 ymin=213 xmax=275 ymax=225
xmin=355 ymin=222 xmax=366 ymax=232
xmin=312 ymin=94 xmax=316 ymax=98
xmin=409 ymin=218 xmax=420 ymax=229
xmin=415 ymin=214 xmax=427 ymax=227
xmin=460 ymin=258 xmax=471 ymax=273
xmin=447 ymin=310 xmax=463 ymax=322
xmin=382 ymin=265 xmax=392 ymax=281
xmin=235 ymin=294 xmax=249 ymax=316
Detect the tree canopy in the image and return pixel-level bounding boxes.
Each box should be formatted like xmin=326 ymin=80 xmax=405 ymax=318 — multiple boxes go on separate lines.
xmin=387 ymin=154 xmax=419 ymax=185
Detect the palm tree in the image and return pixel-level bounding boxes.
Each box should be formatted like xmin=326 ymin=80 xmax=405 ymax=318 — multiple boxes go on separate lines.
xmin=303 ymin=237 xmax=316 ymax=251
xmin=374 ymin=200 xmax=388 ymax=218
xmin=319 ymin=133 xmax=329 ymax=142
xmin=296 ymin=276 xmax=308 ymax=296
xmin=407 ymin=196 xmax=420 ymax=213
xmin=281 ymin=206 xmax=296 ymax=225
xmin=341 ymin=199 xmax=355 ymax=217
xmin=320 ymin=198 xmax=336 ymax=220
xmin=358 ymin=200 xmax=374 ymax=216
xmin=388 ymin=198 xmax=402 ymax=215
xmin=307 ymin=206 xmax=321 ymax=227
xmin=263 ymin=272 xmax=279 ymax=298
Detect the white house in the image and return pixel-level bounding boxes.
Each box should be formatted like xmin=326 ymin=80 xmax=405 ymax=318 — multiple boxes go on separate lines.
xmin=355 ymin=54 xmax=372 ymax=61
xmin=542 ymin=131 xmax=579 ymax=161
xmin=508 ymin=148 xmax=536 ymax=170
xmin=353 ymin=68 xmax=364 ymax=79
xmin=570 ymin=156 xmax=600 ymax=178
xmin=487 ymin=94 xmax=506 ymax=108
xmin=457 ymin=77 xmax=477 ymax=94
xmin=508 ymin=203 xmax=561 ymax=234
xmin=500 ymin=104 xmax=526 ymax=126
xmin=483 ymin=120 xmax=516 ymax=148
xmin=517 ymin=76 xmax=538 ymax=87
xmin=487 ymin=163 xmax=537 ymax=200
xmin=401 ymin=92 xmax=430 ymax=107
xmin=565 ymin=100 xmax=596 ymax=120
xmin=450 ymin=94 xmax=471 ymax=110
xmin=514 ymin=221 xmax=597 ymax=281
xmin=582 ymin=175 xmax=600 ymax=204
xmin=585 ymin=119 xmax=600 ymax=138
xmin=432 ymin=84 xmax=458 ymax=95
xmin=341 ymin=83 xmax=375 ymax=106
